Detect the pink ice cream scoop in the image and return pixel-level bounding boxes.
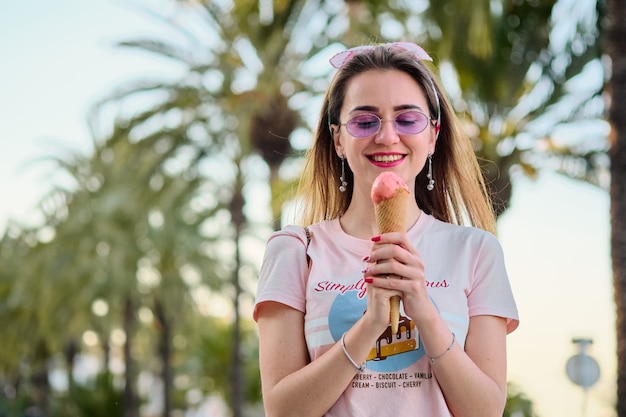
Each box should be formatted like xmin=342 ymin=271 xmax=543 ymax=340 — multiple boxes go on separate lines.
xmin=371 ymin=171 xmax=410 ymax=204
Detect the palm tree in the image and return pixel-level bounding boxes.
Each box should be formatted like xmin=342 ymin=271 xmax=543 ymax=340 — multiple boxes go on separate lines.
xmin=22 ymin=116 xmax=228 ymax=416
xmin=144 ymin=170 xmax=225 ymax=417
xmin=422 ymin=0 xmax=606 ymax=215
xmin=0 ymin=226 xmax=56 ymax=411
xmin=91 ymin=2 xmax=353 ymax=414
xmin=607 ymin=0 xmax=626 ymax=414
xmin=0 ymin=207 xmax=106 ymax=414
xmin=45 ymin=134 xmax=149 ymax=417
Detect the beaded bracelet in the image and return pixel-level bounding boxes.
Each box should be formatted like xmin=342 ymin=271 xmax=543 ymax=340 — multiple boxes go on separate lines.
xmin=427 ymin=332 xmax=455 ymax=365
xmin=341 ymin=332 xmax=366 ymax=372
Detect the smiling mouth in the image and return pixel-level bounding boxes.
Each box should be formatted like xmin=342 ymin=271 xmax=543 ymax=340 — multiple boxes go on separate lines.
xmin=369 ymin=154 xmax=405 ymax=163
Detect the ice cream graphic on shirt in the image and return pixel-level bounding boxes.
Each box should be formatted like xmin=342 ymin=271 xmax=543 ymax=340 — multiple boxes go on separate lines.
xmin=328 ymin=287 xmax=427 ymax=373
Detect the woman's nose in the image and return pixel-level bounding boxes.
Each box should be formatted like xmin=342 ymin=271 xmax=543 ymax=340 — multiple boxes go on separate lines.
xmin=374 ymin=119 xmax=400 ymax=144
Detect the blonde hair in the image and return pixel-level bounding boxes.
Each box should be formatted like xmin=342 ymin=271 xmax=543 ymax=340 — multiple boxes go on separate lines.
xmin=296 ymin=45 xmax=496 ymax=234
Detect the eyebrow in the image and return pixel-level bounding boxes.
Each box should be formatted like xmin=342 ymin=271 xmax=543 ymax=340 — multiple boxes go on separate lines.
xmin=348 ymin=104 xmax=425 ymax=114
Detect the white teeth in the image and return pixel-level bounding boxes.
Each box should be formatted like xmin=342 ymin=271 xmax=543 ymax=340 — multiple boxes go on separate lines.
xmin=372 ymin=154 xmax=403 ymax=162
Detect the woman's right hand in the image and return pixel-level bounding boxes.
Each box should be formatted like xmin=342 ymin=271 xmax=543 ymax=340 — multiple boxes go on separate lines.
xmin=362 ymin=260 xmax=404 ymax=333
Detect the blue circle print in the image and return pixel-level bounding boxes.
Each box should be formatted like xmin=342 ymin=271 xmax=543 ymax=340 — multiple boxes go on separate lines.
xmin=328 ymin=291 xmax=425 ymax=372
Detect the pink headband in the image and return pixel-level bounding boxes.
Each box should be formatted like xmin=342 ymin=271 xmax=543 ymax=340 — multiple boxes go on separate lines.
xmin=329 ymin=42 xmax=433 ymax=69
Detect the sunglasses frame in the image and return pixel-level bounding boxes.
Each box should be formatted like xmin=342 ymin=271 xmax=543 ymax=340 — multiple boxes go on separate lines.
xmin=338 ymin=109 xmax=437 ymax=138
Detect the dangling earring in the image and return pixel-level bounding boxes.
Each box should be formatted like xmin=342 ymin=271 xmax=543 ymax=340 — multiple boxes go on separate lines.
xmin=339 ymin=154 xmax=348 ymax=193
xmin=426 ymin=152 xmax=435 ymax=191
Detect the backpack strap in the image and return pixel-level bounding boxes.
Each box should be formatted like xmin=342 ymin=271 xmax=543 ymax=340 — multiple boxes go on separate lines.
xmin=304 ymin=226 xmax=311 ymax=267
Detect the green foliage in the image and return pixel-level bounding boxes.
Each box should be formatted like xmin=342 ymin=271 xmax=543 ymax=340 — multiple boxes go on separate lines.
xmin=66 ymin=373 xmax=124 ymax=417
xmin=0 ymin=388 xmax=35 ymax=417
xmin=0 ymin=372 xmax=124 ymax=417
xmin=504 ymin=382 xmax=540 ymax=417
xmin=191 ymin=317 xmax=262 ymax=404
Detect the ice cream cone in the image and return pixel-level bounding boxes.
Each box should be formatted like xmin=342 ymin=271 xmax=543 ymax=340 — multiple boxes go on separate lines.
xmin=371 ymin=172 xmax=410 ymax=335
xmin=374 ymin=189 xmax=409 ymax=234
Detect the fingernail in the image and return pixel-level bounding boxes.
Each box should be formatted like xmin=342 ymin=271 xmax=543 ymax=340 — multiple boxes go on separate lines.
xmin=371 ymin=235 xmax=381 ymax=242
xmin=364 ymin=278 xmax=374 ymax=284
xmin=362 ymin=255 xmax=370 ymax=262
xmin=361 ymin=267 xmax=369 ymax=274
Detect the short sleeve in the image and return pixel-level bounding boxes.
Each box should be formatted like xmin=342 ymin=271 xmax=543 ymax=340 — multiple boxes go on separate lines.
xmin=468 ymin=233 xmax=519 ymax=333
xmin=253 ymin=225 xmax=310 ymax=322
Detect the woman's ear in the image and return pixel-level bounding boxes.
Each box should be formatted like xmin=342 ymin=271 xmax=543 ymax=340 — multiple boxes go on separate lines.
xmin=332 ymin=125 xmax=344 ymax=156
xmin=429 ymin=125 xmax=438 ymax=154
xmin=334 ymin=146 xmax=344 ymax=159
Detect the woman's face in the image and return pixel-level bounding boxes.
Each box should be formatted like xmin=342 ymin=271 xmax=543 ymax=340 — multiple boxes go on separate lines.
xmin=333 ymin=69 xmax=437 ymax=197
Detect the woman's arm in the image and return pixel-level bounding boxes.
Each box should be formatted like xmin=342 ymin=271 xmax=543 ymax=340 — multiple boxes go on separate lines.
xmin=257 ymin=301 xmax=386 ymax=417
xmin=421 ymin=314 xmax=508 ymax=417
xmin=364 ymin=232 xmax=509 ymax=417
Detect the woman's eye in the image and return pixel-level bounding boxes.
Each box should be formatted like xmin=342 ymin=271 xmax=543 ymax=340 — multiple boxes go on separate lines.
xmin=396 ymin=112 xmax=423 ymax=125
xmin=357 ymin=120 xmax=377 ymax=127
xmin=352 ymin=115 xmax=378 ymax=126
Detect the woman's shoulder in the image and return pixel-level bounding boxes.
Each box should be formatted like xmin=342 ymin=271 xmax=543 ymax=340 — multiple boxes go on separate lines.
xmin=268 ymin=224 xmax=309 ymax=246
xmin=269 ymin=220 xmax=336 ymax=245
xmin=427 ymin=215 xmax=500 ymax=245
xmin=304 ymin=219 xmax=337 ymax=233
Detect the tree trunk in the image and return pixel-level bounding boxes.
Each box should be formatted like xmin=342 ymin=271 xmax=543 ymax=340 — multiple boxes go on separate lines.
xmin=103 ymin=336 xmax=111 ymax=379
xmin=64 ymin=339 xmax=78 ymax=392
xmin=31 ymin=361 xmax=50 ymax=416
xmin=123 ymin=297 xmax=138 ymax=417
xmin=154 ymin=298 xmax=173 ymax=417
xmin=270 ymin=166 xmax=282 ymax=231
xmin=608 ymin=0 xmax=626 ymax=415
xmin=230 ymin=176 xmax=245 ymax=417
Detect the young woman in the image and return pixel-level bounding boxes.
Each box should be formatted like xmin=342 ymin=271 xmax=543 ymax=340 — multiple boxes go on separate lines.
xmin=254 ymin=42 xmax=519 ymax=417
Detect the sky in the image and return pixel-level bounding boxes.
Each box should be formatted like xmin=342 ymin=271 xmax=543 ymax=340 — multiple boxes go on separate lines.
xmin=0 ymin=1 xmax=615 ymax=417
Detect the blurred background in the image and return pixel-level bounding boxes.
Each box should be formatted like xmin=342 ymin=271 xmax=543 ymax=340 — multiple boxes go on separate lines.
xmin=0 ymin=0 xmax=613 ymax=416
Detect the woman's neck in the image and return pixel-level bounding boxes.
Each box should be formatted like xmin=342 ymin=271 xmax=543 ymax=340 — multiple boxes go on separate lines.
xmin=338 ymin=193 xmax=422 ymax=240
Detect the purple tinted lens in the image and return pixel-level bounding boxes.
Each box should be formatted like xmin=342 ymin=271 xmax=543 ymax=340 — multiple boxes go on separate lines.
xmin=395 ymin=111 xmax=429 ymax=134
xmin=346 ymin=114 xmax=380 ymax=137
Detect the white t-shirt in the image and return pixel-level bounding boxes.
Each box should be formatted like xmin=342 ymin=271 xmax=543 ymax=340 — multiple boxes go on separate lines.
xmin=255 ymin=213 xmax=519 ymax=417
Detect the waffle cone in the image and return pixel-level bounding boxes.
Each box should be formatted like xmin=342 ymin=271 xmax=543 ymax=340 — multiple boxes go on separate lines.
xmin=374 ymin=188 xmax=409 ymax=334
xmin=374 ymin=188 xmax=409 ymax=234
